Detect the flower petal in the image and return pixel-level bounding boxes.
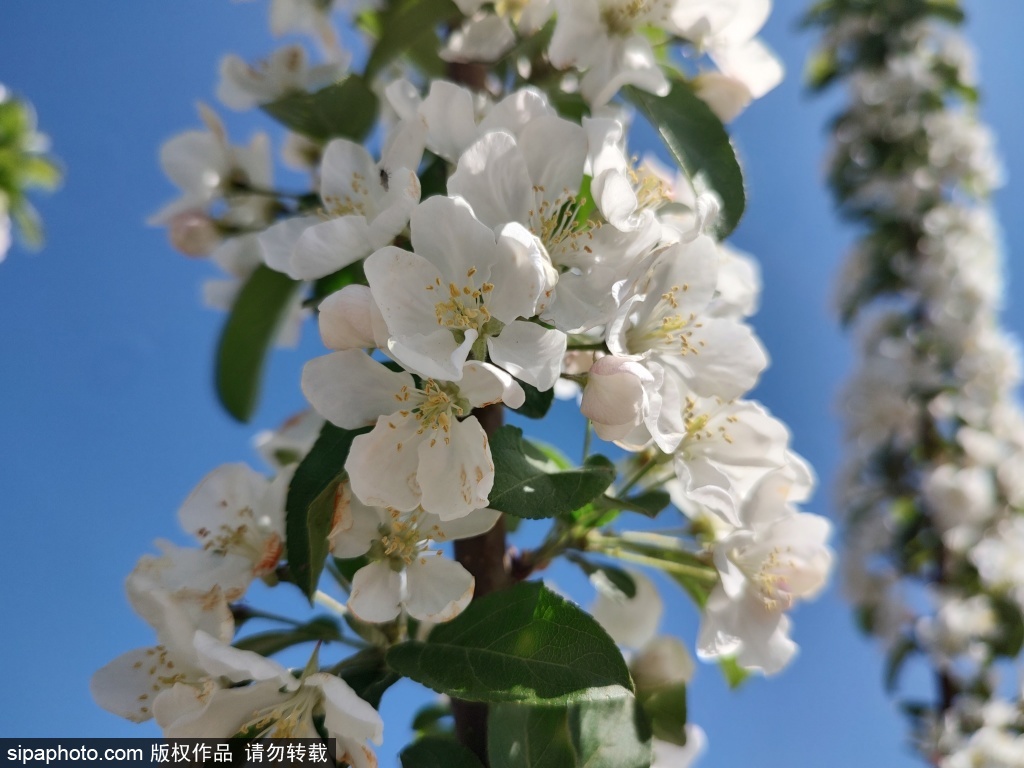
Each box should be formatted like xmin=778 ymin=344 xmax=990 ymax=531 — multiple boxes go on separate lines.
xmin=404 ymin=555 xmax=475 ymax=622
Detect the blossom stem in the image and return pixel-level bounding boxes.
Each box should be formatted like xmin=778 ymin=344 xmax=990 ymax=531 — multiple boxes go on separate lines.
xmin=582 ymin=419 xmax=593 ymax=462
xmin=595 ymin=545 xmax=718 ymax=582
xmin=314 ymin=590 xmax=349 ymax=617
xmin=616 ymin=452 xmax=665 ymax=496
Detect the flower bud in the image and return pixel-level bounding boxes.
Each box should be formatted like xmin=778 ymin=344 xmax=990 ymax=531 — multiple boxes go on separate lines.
xmin=168 ymin=210 xmax=221 ymax=257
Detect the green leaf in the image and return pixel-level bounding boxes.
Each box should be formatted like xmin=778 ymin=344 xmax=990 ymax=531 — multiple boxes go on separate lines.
xmin=571 ymin=693 xmax=652 ymax=767
xmin=513 ymin=378 xmax=555 ymax=419
xmin=311 ymin=260 xmax=366 ymax=303
xmin=624 ymin=79 xmax=746 ymax=237
xmin=488 ymin=693 xmax=652 ymax=768
xmin=636 ymin=683 xmax=687 ymax=746
xmin=565 ymin=553 xmax=637 ymax=599
xmin=262 ymin=77 xmax=378 ymax=142
xmin=488 ymin=703 xmax=575 ymax=768
xmin=333 ymin=647 xmax=399 ymax=709
xmin=411 ymin=702 xmax=453 ymax=736
xmin=387 ymin=582 xmax=632 ymax=703
xmin=401 ymin=737 xmax=484 ymax=768
xmin=717 ymin=656 xmax=750 ymax=690
xmin=668 ymin=571 xmax=711 ymax=609
xmin=285 ymin=422 xmax=370 ymax=600
xmin=489 ymin=426 xmax=616 ymax=519
xmin=364 ymin=0 xmax=460 ymax=80
xmin=233 ymin=616 xmax=343 ymax=657
xmin=602 ymin=490 xmax=671 ymax=518
xmin=990 ymin=598 xmax=1024 ymax=658
xmin=884 ymin=635 xmax=916 ymax=693
xmin=20 ymin=155 xmax=61 ymax=190
xmin=215 ymin=264 xmax=299 ymax=422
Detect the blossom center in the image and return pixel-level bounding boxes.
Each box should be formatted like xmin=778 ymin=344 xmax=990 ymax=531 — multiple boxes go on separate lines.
xmin=529 ymin=187 xmax=597 ymax=264
xmin=429 ymin=269 xmax=494 ymax=332
xmin=323 ymin=173 xmax=370 ymax=217
xmin=236 ymin=684 xmax=319 ymax=739
xmin=732 ymin=545 xmax=796 ymax=612
xmin=629 ymin=287 xmax=705 ymax=355
xmin=395 ymin=381 xmax=470 ymax=448
xmin=601 ymin=0 xmax=651 ymax=35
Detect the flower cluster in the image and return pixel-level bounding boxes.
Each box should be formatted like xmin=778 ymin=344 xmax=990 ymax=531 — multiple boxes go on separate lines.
xmin=809 ymin=1 xmax=1024 ymax=763
xmin=96 ymin=0 xmax=831 ymax=764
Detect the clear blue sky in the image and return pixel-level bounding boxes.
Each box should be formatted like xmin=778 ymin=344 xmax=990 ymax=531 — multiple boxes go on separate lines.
xmin=1 ymin=2 xmax=1022 ymax=765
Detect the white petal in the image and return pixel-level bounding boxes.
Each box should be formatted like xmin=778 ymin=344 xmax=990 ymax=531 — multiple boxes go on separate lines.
xmin=417 ymin=415 xmax=494 ymax=520
xmin=365 ymin=245 xmax=447 ymax=339
xmin=441 ymin=14 xmax=516 ymax=63
xmin=590 ymin=570 xmax=663 ymax=649
xmin=318 ymin=285 xmax=377 ymax=350
xmin=349 ymin=560 xmax=403 ymax=623
xmin=410 ymin=195 xmax=500 ymax=289
xmin=428 ymin=507 xmax=502 ymax=541
xmin=460 ymin=361 xmax=526 ymax=409
xmin=302 ymin=350 xmax=413 ymax=430
xmin=487 ymin=321 xmax=567 ymax=391
xmin=320 ymin=139 xmax=377 ymax=204
xmin=418 ymin=80 xmax=481 ymax=163
xmin=518 ymin=115 xmax=587 ymax=197
xmin=291 ymin=216 xmax=373 ymax=280
xmin=331 ymin=485 xmax=386 ymax=558
xmin=193 ymin=630 xmax=290 ymax=684
xmin=367 ymin=166 xmax=420 ymax=249
xmin=310 ymin=672 xmax=384 ymax=744
xmin=404 ymin=555 xmax=475 ymax=622
xmin=178 ymin=463 xmax=269 ymax=543
xmin=347 ymin=415 xmax=423 ymax=512
xmin=257 ymin=215 xmax=320 ymax=277
xmin=91 ymin=647 xmax=176 ymax=722
xmin=448 ymin=132 xmax=532 ymax=229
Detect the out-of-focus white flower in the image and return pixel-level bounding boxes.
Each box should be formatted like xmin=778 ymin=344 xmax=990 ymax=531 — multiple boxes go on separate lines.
xmin=698 ymin=470 xmax=832 ymax=674
xmin=217 ymin=45 xmax=346 ymax=111
xmin=258 ymin=120 xmax=424 ymax=280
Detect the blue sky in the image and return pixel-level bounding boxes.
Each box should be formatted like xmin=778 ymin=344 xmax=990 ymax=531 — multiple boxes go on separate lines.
xmin=1 ymin=1 xmax=1022 ymax=765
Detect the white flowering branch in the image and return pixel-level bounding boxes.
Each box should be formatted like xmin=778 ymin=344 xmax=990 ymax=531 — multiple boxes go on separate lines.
xmin=92 ymin=2 xmax=834 ymax=766
xmin=809 ymin=0 xmax=1024 ymax=762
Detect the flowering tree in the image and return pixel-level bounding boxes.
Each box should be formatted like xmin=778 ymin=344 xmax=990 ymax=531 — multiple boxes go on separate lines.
xmin=91 ymin=1 xmax=835 ymax=766
xmin=809 ymin=0 xmax=1024 ymax=763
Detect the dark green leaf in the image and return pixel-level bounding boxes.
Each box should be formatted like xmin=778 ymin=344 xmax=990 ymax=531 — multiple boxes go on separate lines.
xmin=411 ymin=702 xmax=453 ymax=736
xmin=990 ymin=598 xmax=1024 ymax=658
xmin=602 ymin=490 xmax=671 ymax=518
xmin=637 ymin=683 xmax=687 ymax=746
xmin=334 ymin=647 xmax=400 ymax=709
xmin=387 ymin=582 xmax=632 ymax=703
xmin=884 ymin=635 xmax=917 ymax=693
xmin=262 ymin=77 xmax=378 ymax=142
xmin=401 ymin=737 xmax=484 ymax=768
xmin=215 ymin=264 xmax=299 ymax=422
xmin=489 ymin=426 xmax=616 ymax=519
xmin=311 ymin=261 xmax=366 ymax=303
xmin=624 ymin=80 xmax=745 ymax=237
xmin=285 ymin=422 xmax=370 ymax=600
xmin=488 ymin=693 xmax=651 ymax=768
xmin=488 ymin=704 xmax=576 ymax=768
xmin=233 ymin=616 xmax=343 ymax=657
xmin=513 ymin=378 xmax=556 ymax=419
xmin=364 ymin=0 xmax=460 ymax=80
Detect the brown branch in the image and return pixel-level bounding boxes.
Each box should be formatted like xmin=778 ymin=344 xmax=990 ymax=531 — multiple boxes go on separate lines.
xmin=450 ymin=403 xmax=511 ymax=765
